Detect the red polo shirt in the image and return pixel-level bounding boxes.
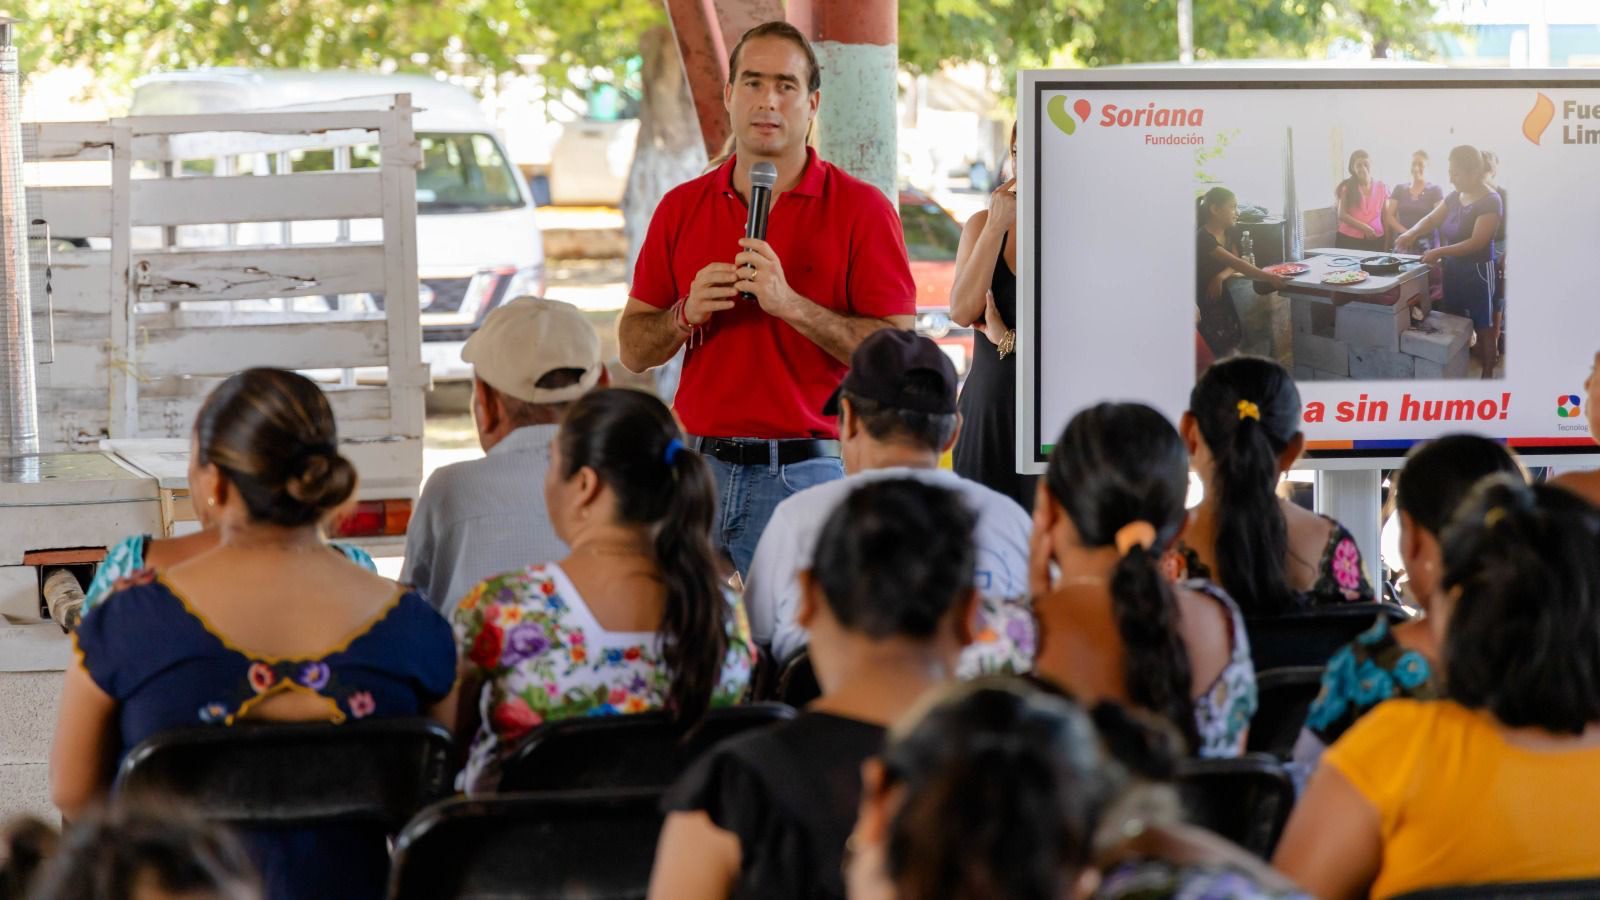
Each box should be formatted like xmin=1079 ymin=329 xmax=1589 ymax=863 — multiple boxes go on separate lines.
xmin=630 ymin=148 xmax=916 ymax=439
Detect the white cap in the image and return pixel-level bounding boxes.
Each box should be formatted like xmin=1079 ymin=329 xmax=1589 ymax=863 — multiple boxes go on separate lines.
xmin=461 ymin=297 xmax=603 ymax=404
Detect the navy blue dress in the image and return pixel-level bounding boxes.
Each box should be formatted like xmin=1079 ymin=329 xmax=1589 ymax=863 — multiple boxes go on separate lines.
xmin=1437 ymin=191 xmax=1503 ymax=329
xmin=75 ymin=571 xmax=457 ymax=900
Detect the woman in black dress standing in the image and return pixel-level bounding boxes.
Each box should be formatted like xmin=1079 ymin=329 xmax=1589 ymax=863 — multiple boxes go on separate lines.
xmin=949 ymin=125 xmax=1036 ymax=509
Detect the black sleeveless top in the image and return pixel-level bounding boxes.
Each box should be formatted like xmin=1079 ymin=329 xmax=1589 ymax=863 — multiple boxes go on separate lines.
xmin=952 ymin=233 xmax=1037 ymax=509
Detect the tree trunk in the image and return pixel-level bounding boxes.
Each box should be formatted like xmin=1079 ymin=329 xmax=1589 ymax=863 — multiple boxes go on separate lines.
xmin=622 ymin=25 xmax=709 ymax=279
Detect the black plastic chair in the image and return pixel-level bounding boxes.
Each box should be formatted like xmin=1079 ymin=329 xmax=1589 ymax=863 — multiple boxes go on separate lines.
xmin=498 ymin=703 xmax=796 ymax=793
xmin=114 ymin=719 xmax=454 ymax=832
xmin=775 ymin=648 xmax=821 ymax=708
xmin=1391 ymin=880 xmax=1600 ymax=900
xmin=1245 ymin=602 xmax=1412 ymax=671
xmin=388 ymin=789 xmax=663 ymax=900
xmin=1245 ymin=666 xmax=1326 ymax=760
xmin=1175 ymin=753 xmax=1296 ymax=859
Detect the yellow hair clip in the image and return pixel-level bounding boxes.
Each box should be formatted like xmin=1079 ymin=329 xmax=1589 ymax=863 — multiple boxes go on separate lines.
xmin=1484 ymin=507 xmax=1507 ymax=528
xmin=1236 ymin=399 xmax=1261 ymax=422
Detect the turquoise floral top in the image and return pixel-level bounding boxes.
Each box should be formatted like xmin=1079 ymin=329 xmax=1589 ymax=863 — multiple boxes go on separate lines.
xmin=453 ymin=562 xmax=755 ymax=793
xmin=959 ymin=579 xmax=1258 ymax=759
xmin=1303 ymin=615 xmax=1437 ymax=745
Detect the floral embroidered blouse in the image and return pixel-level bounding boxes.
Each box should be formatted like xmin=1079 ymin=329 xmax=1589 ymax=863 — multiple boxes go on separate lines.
xmin=453 ymin=563 xmax=756 ymax=793
xmin=1169 ymin=516 xmax=1374 ymax=608
xmin=959 ymin=580 xmax=1258 ymax=759
xmin=76 ymin=570 xmax=455 ymax=742
xmin=1294 ymin=614 xmax=1437 ymax=775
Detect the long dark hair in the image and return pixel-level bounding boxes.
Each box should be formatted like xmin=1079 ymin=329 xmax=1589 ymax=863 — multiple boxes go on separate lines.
xmin=195 ymin=368 xmax=357 ymax=527
xmin=1337 ymin=149 xmax=1371 ymax=212
xmin=1394 ymin=434 xmax=1524 ymax=536
xmin=1190 ymin=356 xmax=1301 ymax=615
xmin=1442 ymin=479 xmax=1600 ymax=734
xmin=1196 ymin=186 xmax=1234 ymax=229
xmin=1047 ymin=403 xmax=1199 ymax=749
xmin=556 ymin=389 xmax=728 ymax=723
xmin=878 ymin=679 xmax=1113 ymax=900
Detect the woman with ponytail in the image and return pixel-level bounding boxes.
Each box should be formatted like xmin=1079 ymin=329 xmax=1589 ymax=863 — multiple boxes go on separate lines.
xmin=450 ymin=388 xmax=753 ymax=794
xmin=1174 ymin=356 xmax=1373 ymax=615
xmin=650 ymin=479 xmax=979 ymax=900
xmin=1017 ymin=402 xmax=1256 ymax=757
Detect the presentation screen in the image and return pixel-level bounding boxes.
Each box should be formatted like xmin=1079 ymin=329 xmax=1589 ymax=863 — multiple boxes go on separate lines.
xmin=1018 ymin=68 xmax=1600 ymax=471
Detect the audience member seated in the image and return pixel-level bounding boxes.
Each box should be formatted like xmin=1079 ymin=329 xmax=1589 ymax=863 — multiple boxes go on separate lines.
xmin=745 ymin=328 xmax=1029 ymax=665
xmin=403 ymin=297 xmax=607 ymax=613
xmin=1293 ymin=435 xmax=1524 ymax=773
xmin=648 ymin=479 xmax=978 ymax=900
xmin=1172 ymin=357 xmax=1374 ymax=613
xmin=29 ymin=804 xmax=260 ymax=900
xmin=51 ymin=369 xmax=458 ymax=900
xmin=1275 ymin=479 xmax=1600 ymax=898
xmin=85 ymin=524 xmax=375 ymax=616
xmin=843 ymin=679 xmax=1305 ymax=900
xmin=452 ymin=388 xmax=753 ymax=794
xmin=1552 ymin=349 xmax=1600 ymax=506
xmin=974 ymin=403 xmax=1257 ymax=757
xmin=0 ymin=815 xmax=56 ymax=900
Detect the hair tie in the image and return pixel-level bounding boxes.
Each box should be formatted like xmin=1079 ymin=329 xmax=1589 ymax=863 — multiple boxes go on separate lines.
xmin=1484 ymin=506 xmax=1507 ymax=528
xmin=1236 ymin=399 xmax=1261 ymax=422
xmin=1114 ymin=521 xmax=1158 ymax=556
xmin=663 ymin=438 xmax=685 ymax=466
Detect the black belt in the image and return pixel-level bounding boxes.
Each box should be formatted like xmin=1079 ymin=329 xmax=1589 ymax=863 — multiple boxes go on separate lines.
xmin=689 ymin=436 xmax=841 ymax=466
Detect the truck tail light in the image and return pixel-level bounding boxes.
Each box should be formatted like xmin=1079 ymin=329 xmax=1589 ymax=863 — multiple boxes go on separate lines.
xmin=331 ymin=499 xmax=413 ymax=538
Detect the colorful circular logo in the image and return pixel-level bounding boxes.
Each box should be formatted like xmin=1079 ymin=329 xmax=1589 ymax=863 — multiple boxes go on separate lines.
xmin=1558 ymin=394 xmax=1582 ymax=417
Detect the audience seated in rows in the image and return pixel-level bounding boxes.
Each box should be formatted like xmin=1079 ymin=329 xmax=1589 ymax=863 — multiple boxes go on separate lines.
xmin=844 ymin=679 xmax=1305 ymax=900
xmin=450 ymin=387 xmax=753 ymax=794
xmin=1293 ymin=435 xmax=1524 ymax=772
xmin=29 ymin=804 xmax=260 ymax=900
xmin=970 ymin=402 xmax=1258 ymax=758
xmin=1552 ymin=348 xmax=1600 ymax=506
xmin=649 ymin=478 xmax=979 ymax=900
xmin=1171 ymin=357 xmax=1374 ymax=612
xmin=51 ymin=369 xmax=458 ymax=900
xmin=403 ymin=297 xmax=607 ymax=613
xmin=1276 ymin=478 xmax=1600 ymax=897
xmin=745 ymin=328 xmax=1030 ymax=665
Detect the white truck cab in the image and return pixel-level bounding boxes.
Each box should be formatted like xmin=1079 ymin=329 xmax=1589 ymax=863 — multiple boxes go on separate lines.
xmin=130 ymin=69 xmax=544 ymax=380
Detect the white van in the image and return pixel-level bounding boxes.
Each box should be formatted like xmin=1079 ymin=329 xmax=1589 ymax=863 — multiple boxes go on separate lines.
xmin=130 ymin=69 xmax=544 ymax=380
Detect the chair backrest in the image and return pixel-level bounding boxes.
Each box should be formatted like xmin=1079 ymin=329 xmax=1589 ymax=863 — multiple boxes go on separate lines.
xmin=1390 ymin=880 xmax=1600 ymax=899
xmin=388 ymin=789 xmax=664 ymax=900
xmin=1245 ymin=666 xmax=1326 ymax=759
xmin=775 ymin=649 xmax=821 ymax=708
xmin=1245 ymin=603 xmax=1412 ymax=671
xmin=1175 ymin=753 xmax=1295 ymax=859
xmin=499 ymin=703 xmax=796 ymax=793
xmin=114 ymin=719 xmax=454 ymax=832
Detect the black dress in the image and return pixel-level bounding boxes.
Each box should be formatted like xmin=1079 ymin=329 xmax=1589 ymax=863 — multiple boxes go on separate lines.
xmin=1195 ymin=228 xmax=1243 ymax=359
xmin=663 ymin=712 xmax=885 ymax=900
xmin=953 ymin=233 xmax=1038 ymax=509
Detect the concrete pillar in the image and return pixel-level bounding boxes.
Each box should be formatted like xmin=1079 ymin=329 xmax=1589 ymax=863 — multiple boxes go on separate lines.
xmin=791 ymin=0 xmax=899 ymax=202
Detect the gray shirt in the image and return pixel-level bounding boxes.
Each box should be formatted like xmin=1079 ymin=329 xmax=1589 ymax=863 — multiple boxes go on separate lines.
xmin=402 ymin=425 xmax=567 ymax=613
xmin=745 ymin=466 xmax=1033 ymax=663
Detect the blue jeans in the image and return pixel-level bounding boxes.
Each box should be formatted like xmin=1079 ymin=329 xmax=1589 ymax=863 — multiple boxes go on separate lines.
xmin=705 ymin=451 xmax=845 ymax=577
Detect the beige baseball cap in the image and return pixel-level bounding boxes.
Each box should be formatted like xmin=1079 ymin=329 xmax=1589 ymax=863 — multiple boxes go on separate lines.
xmin=461 ymin=296 xmax=603 ymax=404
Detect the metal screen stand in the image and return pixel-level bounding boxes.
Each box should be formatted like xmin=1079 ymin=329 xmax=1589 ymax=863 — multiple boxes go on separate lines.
xmin=1314 ymin=468 xmax=1383 ymax=597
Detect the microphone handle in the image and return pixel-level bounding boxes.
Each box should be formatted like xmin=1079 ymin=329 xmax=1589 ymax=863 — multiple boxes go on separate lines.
xmin=742 ymin=185 xmax=772 ymax=301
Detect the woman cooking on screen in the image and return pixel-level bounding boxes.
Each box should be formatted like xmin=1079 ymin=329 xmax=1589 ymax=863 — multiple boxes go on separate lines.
xmin=1196 ymin=187 xmax=1290 ymax=368
xmin=1335 ymin=150 xmax=1389 ymax=252
xmin=1384 ymin=150 xmax=1443 ymax=252
xmin=1395 ymin=144 xmax=1502 ymax=379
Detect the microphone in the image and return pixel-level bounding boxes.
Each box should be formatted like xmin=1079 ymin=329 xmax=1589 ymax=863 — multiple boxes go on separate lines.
xmin=742 ymin=162 xmax=777 ymax=300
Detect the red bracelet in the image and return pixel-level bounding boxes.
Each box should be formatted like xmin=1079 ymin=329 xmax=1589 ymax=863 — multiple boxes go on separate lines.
xmin=672 ymin=298 xmax=705 ymax=348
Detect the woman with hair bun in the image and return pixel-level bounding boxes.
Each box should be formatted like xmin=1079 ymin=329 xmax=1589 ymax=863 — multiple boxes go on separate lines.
xmin=50 ymin=368 xmax=459 ymax=900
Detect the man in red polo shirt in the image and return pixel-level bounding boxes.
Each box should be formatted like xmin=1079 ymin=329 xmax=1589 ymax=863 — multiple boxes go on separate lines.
xmin=619 ymin=21 xmax=916 ymax=576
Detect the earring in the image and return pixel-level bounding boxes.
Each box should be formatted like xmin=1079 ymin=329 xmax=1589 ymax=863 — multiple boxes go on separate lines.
xmin=207 ymin=497 xmax=215 ymax=508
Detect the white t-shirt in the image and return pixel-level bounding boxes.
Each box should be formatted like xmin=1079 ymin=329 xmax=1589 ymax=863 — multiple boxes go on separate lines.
xmin=745 ymin=466 xmax=1033 ymax=663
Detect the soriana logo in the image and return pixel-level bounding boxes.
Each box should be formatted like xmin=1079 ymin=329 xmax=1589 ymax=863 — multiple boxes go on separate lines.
xmin=1049 ymin=96 xmax=1208 ymax=146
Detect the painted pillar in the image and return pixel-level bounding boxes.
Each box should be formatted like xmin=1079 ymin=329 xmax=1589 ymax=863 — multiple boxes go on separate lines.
xmin=790 ymin=0 xmax=899 ymax=202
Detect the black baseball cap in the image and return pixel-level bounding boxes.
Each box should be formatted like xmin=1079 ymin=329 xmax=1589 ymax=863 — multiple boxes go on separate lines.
xmin=823 ymin=328 xmax=959 ymax=417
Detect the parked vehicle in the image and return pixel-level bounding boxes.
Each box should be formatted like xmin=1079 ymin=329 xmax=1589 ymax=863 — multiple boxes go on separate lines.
xmin=129 ymin=69 xmax=544 ymax=379
xmin=899 ymin=187 xmax=974 ymax=378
